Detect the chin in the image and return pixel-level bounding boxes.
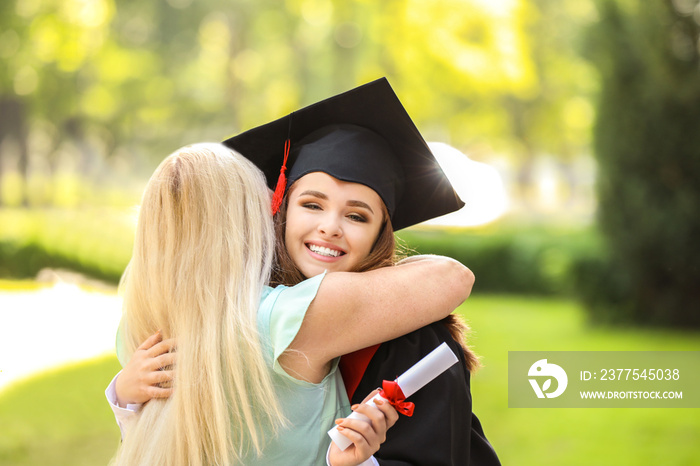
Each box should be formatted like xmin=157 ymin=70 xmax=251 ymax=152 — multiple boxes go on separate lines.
xmin=300 ymin=264 xmax=327 ymax=278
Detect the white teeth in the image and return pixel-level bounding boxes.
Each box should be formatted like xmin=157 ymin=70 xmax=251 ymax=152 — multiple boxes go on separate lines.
xmin=308 ymin=244 xmax=341 ymax=257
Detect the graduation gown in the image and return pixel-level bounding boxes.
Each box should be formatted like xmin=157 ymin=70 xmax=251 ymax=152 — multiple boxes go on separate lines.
xmin=341 ymin=321 xmax=501 ymax=466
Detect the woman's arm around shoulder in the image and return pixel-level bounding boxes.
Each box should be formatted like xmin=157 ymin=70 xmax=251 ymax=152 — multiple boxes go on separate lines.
xmin=291 ymin=255 xmax=474 ymax=365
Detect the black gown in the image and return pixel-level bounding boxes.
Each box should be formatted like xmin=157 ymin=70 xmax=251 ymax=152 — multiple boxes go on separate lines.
xmin=346 ymin=322 xmax=501 ymax=466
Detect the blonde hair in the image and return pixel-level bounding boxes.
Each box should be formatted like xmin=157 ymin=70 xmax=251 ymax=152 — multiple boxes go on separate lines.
xmin=112 ymin=143 xmax=283 ymax=465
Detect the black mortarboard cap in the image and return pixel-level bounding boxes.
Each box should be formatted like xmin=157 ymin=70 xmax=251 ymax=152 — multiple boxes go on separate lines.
xmin=223 ymin=77 xmax=464 ymax=231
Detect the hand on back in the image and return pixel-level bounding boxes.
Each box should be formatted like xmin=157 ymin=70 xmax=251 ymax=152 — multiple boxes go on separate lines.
xmin=115 ymin=331 xmax=176 ymax=407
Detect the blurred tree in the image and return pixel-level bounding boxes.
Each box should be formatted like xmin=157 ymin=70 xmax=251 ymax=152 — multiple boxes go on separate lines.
xmin=0 ymin=0 xmax=598 ymax=209
xmin=582 ymin=0 xmax=700 ymax=327
xmin=0 ymin=96 xmax=29 ymax=206
xmin=0 ymin=0 xmax=38 ymax=206
xmin=506 ymin=0 xmax=598 ymax=206
xmin=371 ymin=0 xmax=597 ymax=208
xmin=0 ymin=0 xmax=131 ymax=204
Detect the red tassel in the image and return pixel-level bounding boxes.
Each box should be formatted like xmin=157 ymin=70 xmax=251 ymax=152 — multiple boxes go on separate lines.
xmin=271 ymin=138 xmax=291 ymax=215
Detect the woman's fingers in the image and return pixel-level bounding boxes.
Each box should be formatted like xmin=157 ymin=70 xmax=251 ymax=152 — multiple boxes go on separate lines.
xmin=351 ymin=404 xmax=387 ymax=443
xmin=115 ymin=333 xmax=177 ymax=406
xmin=135 ymin=331 xmax=176 ymax=358
xmin=334 ymin=402 xmax=391 ymax=451
xmin=146 ymin=385 xmax=174 ymax=400
xmin=357 ymin=388 xmax=399 ymax=428
xmin=335 ymin=423 xmax=369 ymax=448
xmin=136 ymin=331 xmax=162 ymax=351
xmin=149 ymin=351 xmax=176 ymax=371
xmin=147 ymin=338 xmax=176 ymax=357
xmin=146 ymin=369 xmax=174 ymax=385
xmin=329 ymin=399 xmax=399 ymax=466
xmin=372 ymin=398 xmax=399 ymax=428
xmin=335 ymin=416 xmax=376 ymax=453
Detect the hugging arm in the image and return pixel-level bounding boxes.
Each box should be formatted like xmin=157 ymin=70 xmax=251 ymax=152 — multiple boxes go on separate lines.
xmin=288 ymin=255 xmax=474 ymax=367
xmin=110 ymin=254 xmax=472 ymax=402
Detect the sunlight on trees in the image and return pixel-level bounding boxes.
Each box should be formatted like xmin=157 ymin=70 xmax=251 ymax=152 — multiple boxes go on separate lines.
xmin=0 ymin=0 xmax=598 ymax=215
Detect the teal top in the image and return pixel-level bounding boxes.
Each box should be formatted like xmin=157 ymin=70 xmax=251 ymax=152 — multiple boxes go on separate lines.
xmin=116 ymin=272 xmax=350 ymax=465
xmin=244 ymin=272 xmax=350 ymax=465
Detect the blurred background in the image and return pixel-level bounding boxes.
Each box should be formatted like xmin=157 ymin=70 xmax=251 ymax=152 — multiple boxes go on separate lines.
xmin=0 ymin=0 xmax=699 ymax=464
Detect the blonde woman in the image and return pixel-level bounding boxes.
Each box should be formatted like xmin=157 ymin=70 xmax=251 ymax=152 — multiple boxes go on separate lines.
xmin=111 ymin=143 xmax=401 ymax=466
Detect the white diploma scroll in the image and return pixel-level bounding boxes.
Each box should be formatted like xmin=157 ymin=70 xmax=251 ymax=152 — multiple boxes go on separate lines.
xmin=328 ymin=342 xmax=459 ymax=451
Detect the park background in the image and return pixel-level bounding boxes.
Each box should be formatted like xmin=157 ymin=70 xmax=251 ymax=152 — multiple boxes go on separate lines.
xmin=1 ymin=0 xmax=699 ymax=464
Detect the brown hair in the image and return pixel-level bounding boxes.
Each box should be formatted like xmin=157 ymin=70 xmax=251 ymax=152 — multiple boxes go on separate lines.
xmin=270 ymin=184 xmax=480 ymax=372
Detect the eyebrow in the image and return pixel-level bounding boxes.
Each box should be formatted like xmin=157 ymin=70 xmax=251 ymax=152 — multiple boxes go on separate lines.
xmin=299 ymin=190 xmax=328 ymax=200
xmin=298 ymin=190 xmax=375 ymax=214
xmin=346 ymin=200 xmax=374 ymax=214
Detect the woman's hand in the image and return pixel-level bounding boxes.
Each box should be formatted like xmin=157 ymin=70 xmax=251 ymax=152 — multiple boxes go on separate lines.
xmin=115 ymin=331 xmax=176 ymax=407
xmin=328 ymin=389 xmax=399 ymax=466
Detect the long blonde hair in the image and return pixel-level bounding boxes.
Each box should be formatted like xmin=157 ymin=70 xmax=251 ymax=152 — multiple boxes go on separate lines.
xmin=112 ymin=143 xmax=283 ymax=465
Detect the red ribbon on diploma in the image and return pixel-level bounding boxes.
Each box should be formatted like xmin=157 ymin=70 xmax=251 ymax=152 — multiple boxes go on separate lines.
xmin=379 ymin=380 xmax=415 ymax=416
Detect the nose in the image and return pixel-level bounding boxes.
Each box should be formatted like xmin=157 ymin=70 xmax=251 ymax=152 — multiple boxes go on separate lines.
xmin=317 ymin=213 xmax=342 ymax=238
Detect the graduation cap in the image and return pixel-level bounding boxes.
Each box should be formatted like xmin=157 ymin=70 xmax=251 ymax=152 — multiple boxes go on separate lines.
xmin=223 ymin=77 xmax=464 ymax=231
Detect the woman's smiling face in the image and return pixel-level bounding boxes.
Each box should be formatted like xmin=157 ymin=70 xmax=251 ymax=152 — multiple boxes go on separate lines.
xmin=284 ymin=172 xmax=385 ymax=278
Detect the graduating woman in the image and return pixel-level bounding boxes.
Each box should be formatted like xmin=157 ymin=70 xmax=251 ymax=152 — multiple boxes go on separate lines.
xmin=110 ymin=79 xmax=498 ymax=465
xmin=225 ymin=78 xmax=501 ymax=466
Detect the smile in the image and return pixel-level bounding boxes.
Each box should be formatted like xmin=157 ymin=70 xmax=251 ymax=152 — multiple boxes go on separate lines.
xmin=306 ymin=243 xmax=345 ymax=258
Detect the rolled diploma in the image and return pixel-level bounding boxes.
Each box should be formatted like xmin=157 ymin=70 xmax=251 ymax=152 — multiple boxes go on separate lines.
xmin=328 ymin=342 xmax=458 ymax=451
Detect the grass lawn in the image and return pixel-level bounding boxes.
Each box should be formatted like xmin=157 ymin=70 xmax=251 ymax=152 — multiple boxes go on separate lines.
xmin=0 ymin=295 xmax=698 ymax=465
xmin=463 ymin=295 xmax=700 ymax=466
xmin=0 ymin=357 xmax=123 ymax=465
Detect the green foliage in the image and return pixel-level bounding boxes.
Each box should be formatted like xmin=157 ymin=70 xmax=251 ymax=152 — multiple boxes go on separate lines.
xmin=1 ymin=207 xmax=604 ymax=297
xmin=0 ymin=208 xmax=133 ymax=284
xmin=398 ymin=224 xmax=601 ymax=296
xmin=584 ymin=0 xmax=700 ymax=327
xmin=0 ymin=0 xmax=598 ymax=205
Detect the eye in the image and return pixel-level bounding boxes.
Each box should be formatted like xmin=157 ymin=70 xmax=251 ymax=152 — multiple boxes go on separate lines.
xmin=301 ymin=202 xmax=322 ymax=211
xmin=347 ymin=213 xmax=367 ymax=223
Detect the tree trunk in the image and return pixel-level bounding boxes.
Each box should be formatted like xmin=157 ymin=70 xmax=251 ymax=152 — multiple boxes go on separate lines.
xmin=0 ymin=97 xmax=29 ymax=207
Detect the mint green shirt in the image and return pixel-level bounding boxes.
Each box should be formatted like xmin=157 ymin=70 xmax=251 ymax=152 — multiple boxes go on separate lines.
xmin=246 ymin=272 xmax=350 ymax=465
xmin=115 ymin=272 xmax=349 ymax=464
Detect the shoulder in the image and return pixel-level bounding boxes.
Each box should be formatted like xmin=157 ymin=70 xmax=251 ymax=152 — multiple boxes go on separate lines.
xmin=355 ymin=323 xmax=477 ymax=463
xmin=352 ymin=322 xmax=471 ymax=403
xmin=259 ymin=273 xmax=326 ymax=322
xmin=258 ymin=274 xmax=330 ymax=381
xmin=377 ymin=322 xmax=464 ymax=370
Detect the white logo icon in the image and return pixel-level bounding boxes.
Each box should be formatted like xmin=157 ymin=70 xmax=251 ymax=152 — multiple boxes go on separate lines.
xmin=528 ymin=359 xmax=568 ymax=398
